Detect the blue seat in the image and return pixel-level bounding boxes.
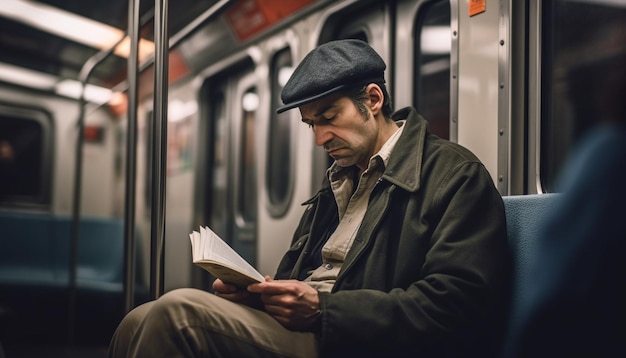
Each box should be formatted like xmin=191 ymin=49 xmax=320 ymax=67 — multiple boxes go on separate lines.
xmin=0 ymin=212 xmax=128 ymax=289
xmin=0 ymin=211 xmax=147 ymax=344
xmin=501 ymin=194 xmax=560 ymax=312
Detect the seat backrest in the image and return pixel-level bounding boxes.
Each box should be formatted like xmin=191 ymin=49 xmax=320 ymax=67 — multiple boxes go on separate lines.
xmin=502 ymin=194 xmax=560 ymax=302
xmin=0 ymin=212 xmax=126 ymax=285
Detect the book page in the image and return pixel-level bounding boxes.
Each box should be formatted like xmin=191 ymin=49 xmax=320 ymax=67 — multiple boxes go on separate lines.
xmin=189 ymin=226 xmax=264 ymax=284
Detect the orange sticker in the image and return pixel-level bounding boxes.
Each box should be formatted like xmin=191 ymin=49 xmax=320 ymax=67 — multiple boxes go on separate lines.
xmin=225 ymin=0 xmax=317 ymax=41
xmin=469 ymin=0 xmax=486 ymax=17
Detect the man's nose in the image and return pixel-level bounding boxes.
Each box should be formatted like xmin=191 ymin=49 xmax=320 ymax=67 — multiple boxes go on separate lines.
xmin=313 ymin=125 xmax=333 ymax=147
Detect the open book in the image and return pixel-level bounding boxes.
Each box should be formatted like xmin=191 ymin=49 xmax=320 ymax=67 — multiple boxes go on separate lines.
xmin=189 ymin=226 xmax=265 ymax=288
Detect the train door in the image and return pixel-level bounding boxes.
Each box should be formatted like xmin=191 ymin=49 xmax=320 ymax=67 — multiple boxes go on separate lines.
xmin=394 ymin=0 xmax=455 ymax=141
xmin=308 ymin=0 xmax=393 ymax=183
xmin=313 ymin=0 xmax=454 ymax=161
xmin=199 ymin=61 xmax=258 ymax=287
xmin=255 ymin=41 xmax=316 ymax=277
xmin=317 ymin=2 xmax=391 ymax=84
xmin=411 ymin=0 xmax=453 ymax=140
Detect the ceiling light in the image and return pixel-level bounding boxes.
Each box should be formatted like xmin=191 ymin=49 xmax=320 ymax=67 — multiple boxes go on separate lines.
xmin=55 ymin=79 xmax=113 ymax=105
xmin=0 ymin=0 xmax=154 ymax=60
xmin=0 ymin=62 xmax=57 ymax=90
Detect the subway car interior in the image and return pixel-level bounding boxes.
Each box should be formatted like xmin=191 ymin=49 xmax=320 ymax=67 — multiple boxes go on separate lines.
xmin=0 ymin=0 xmax=625 ymax=357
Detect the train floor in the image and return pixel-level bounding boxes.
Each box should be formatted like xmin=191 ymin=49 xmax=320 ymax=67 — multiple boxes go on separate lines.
xmin=1 ymin=343 xmax=108 ymax=358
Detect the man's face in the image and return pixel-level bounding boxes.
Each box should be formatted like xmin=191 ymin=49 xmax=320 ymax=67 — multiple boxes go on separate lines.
xmin=299 ymin=94 xmax=379 ymax=170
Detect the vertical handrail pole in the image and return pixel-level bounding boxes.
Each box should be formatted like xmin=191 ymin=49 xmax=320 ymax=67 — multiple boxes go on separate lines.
xmin=123 ymin=0 xmax=140 ymax=313
xmin=150 ymin=0 xmax=169 ymax=299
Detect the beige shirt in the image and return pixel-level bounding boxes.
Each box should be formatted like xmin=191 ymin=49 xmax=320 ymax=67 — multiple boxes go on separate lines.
xmin=305 ymin=121 xmax=405 ymax=292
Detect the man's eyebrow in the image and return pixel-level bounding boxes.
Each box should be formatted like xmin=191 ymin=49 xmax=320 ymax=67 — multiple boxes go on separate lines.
xmin=314 ymin=103 xmax=334 ymax=117
xmin=301 ymin=101 xmax=337 ymax=123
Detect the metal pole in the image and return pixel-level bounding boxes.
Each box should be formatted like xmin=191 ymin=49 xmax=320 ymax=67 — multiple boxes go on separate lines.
xmin=150 ymin=0 xmax=169 ymax=299
xmin=111 ymin=0 xmax=234 ymax=95
xmin=123 ymin=0 xmax=140 ymax=314
xmin=115 ymin=0 xmax=233 ymax=306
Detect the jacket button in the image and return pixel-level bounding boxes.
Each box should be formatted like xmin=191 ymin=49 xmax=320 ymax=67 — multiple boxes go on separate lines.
xmin=324 ymin=263 xmax=333 ymax=270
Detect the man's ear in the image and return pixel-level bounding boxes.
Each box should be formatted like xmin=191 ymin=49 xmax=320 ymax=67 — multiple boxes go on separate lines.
xmin=366 ymin=83 xmax=384 ymax=115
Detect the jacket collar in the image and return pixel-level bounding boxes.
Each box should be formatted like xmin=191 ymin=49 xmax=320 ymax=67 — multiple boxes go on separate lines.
xmin=381 ymin=106 xmax=426 ymax=193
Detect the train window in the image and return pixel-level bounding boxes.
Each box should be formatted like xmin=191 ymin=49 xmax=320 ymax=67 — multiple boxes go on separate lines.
xmin=414 ymin=0 xmax=451 ymax=140
xmin=339 ymin=31 xmax=368 ymax=43
xmin=540 ymin=1 xmax=626 ymax=192
xmin=267 ymin=48 xmax=294 ymax=217
xmin=201 ymin=63 xmax=259 ymax=264
xmin=0 ymin=104 xmax=51 ymax=207
xmin=208 ymin=89 xmax=229 ymax=237
xmin=239 ymin=88 xmax=258 ymax=222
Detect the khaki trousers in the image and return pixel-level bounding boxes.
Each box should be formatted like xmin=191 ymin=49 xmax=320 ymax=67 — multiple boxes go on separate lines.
xmin=108 ymin=288 xmax=317 ymax=358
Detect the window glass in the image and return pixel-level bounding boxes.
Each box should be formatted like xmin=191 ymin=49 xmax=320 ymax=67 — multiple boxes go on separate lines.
xmin=209 ymin=90 xmax=229 ymax=236
xmin=342 ymin=32 xmax=367 ymax=42
xmin=540 ymin=1 xmax=626 ymax=192
xmin=239 ymin=88 xmax=258 ymax=222
xmin=0 ymin=107 xmax=50 ymax=206
xmin=414 ymin=0 xmax=451 ymax=140
xmin=267 ymin=48 xmax=294 ymax=217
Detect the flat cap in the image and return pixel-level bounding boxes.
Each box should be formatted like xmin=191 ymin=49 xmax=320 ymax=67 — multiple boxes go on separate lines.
xmin=277 ymin=39 xmax=386 ymax=113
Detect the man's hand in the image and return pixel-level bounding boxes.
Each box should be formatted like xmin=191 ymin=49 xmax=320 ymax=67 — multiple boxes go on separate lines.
xmin=212 ymin=278 xmax=262 ymax=309
xmin=248 ymin=277 xmax=321 ymax=331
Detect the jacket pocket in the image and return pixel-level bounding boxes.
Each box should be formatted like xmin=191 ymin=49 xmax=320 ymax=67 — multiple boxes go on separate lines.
xmin=274 ymin=234 xmax=309 ymax=279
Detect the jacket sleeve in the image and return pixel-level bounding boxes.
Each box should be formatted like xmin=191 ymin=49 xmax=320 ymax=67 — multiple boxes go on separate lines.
xmin=315 ymin=161 xmax=511 ymax=357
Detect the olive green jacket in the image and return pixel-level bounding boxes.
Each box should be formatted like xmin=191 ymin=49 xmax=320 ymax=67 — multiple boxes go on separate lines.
xmin=275 ymin=107 xmax=511 ymax=358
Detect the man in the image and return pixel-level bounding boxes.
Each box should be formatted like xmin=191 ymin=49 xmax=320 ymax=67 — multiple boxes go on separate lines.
xmin=109 ymin=39 xmax=510 ymax=358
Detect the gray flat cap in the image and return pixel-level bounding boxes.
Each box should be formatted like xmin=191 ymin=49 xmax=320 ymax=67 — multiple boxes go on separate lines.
xmin=277 ymin=39 xmax=386 ymax=113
